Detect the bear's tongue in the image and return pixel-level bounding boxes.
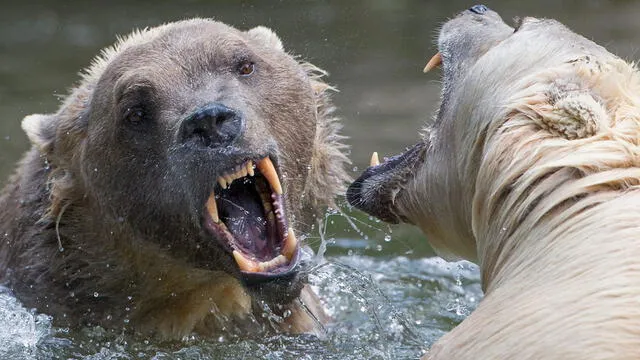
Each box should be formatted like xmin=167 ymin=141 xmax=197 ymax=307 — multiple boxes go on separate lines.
xmin=218 ymin=178 xmax=271 ymax=258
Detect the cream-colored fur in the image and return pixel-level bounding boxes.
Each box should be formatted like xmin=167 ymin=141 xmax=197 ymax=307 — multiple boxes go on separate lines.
xmin=389 ymin=19 xmax=640 ymax=359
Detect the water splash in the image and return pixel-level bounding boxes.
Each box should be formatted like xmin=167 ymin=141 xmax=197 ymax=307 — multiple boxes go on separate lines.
xmin=0 ymin=204 xmax=482 ymax=359
xmin=0 ymin=288 xmax=52 ymax=359
xmin=0 ymin=254 xmax=480 ymax=359
xmin=307 ymin=260 xmax=426 ymax=359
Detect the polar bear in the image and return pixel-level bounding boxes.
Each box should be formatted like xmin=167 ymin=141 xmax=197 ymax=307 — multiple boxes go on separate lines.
xmin=348 ymin=5 xmax=640 ymax=359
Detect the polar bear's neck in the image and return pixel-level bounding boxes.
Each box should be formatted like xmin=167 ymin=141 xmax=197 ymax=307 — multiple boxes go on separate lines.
xmin=468 ymin=58 xmax=640 ymax=292
xmin=474 ymin=122 xmax=640 ymax=293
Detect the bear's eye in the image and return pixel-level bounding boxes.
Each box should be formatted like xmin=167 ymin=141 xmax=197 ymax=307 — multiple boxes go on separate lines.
xmin=125 ymin=107 xmax=146 ymax=125
xmin=238 ymin=61 xmax=255 ymax=76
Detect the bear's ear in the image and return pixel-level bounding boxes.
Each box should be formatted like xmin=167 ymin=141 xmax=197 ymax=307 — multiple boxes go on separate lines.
xmin=540 ymin=89 xmax=606 ymax=140
xmin=246 ymin=26 xmax=284 ymax=52
xmin=21 ymin=113 xmax=57 ymax=154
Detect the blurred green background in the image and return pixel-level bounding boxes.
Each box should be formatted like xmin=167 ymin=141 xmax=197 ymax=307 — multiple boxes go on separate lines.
xmin=2 ymin=0 xmax=639 ymax=258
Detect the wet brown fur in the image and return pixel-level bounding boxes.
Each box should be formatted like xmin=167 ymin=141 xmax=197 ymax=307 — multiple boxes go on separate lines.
xmin=0 ymin=19 xmax=348 ymax=339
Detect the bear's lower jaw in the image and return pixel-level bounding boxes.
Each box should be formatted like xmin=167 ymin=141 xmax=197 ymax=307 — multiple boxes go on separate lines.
xmin=347 ymin=141 xmax=427 ymax=224
xmin=203 ymin=156 xmax=301 ymax=282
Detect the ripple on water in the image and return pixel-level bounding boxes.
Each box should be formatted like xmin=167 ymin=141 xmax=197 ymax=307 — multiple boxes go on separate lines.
xmin=0 ymin=256 xmax=481 ymax=360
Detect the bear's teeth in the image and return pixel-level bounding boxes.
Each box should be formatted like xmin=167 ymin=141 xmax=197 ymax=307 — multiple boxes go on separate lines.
xmin=216 ymin=160 xmax=254 ymax=189
xmin=282 ymin=227 xmax=298 ymax=260
xmin=233 ymin=250 xmax=259 ymax=272
xmin=256 ymin=157 xmax=282 ymax=195
xmin=206 ymin=191 xmax=219 ymax=223
xmin=224 ymin=174 xmax=234 ymax=187
xmin=232 ymin=251 xmax=288 ymax=273
xmin=257 ymin=255 xmax=288 ymax=272
xmin=246 ymin=160 xmax=255 ymax=176
xmin=218 ymin=177 xmax=228 ymax=189
xmin=370 ymin=151 xmax=380 ymax=167
xmin=423 ymin=52 xmax=442 ymax=73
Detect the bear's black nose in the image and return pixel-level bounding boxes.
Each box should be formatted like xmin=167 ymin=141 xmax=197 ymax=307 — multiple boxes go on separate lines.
xmin=469 ymin=4 xmax=488 ymax=14
xmin=180 ymin=103 xmax=243 ymax=148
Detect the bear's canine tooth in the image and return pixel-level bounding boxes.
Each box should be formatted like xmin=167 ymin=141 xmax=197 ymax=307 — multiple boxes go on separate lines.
xmin=282 ymin=227 xmax=297 ymax=260
xmin=423 ymin=52 xmax=442 ymax=73
xmin=233 ymin=250 xmax=260 ymax=272
xmin=370 ymin=151 xmax=380 ymax=167
xmin=206 ymin=191 xmax=220 ymax=223
xmin=257 ymin=157 xmax=282 ymax=195
xmin=247 ymin=160 xmax=255 ymax=176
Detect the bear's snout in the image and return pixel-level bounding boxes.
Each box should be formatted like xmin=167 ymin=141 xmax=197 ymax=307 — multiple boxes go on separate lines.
xmin=179 ymin=102 xmax=244 ymax=148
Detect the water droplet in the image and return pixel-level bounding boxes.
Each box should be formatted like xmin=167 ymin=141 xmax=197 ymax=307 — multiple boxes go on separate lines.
xmin=375 ymin=244 xmax=383 ymax=251
xmin=93 ymin=292 xmax=99 ymax=297
xmin=384 ymin=235 xmax=391 ymax=242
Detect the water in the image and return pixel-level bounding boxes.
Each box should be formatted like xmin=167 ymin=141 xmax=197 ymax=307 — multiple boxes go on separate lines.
xmin=2 ymin=1 xmax=639 ymax=359
xmin=0 ymin=254 xmax=481 ymax=360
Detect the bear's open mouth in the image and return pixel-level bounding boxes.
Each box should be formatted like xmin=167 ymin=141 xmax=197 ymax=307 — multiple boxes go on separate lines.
xmin=202 ymin=157 xmax=300 ymax=280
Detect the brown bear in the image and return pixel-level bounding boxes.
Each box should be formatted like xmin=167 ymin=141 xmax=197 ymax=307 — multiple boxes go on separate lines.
xmin=0 ymin=19 xmax=350 ymax=340
xmin=349 ymin=5 xmax=640 ymax=360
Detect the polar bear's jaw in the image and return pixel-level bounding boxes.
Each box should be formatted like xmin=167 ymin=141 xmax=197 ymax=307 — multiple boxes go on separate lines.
xmin=348 ymin=8 xmax=514 ymax=224
xmin=346 ymin=140 xmax=427 ymax=224
xmin=433 ymin=7 xmax=513 ymax=111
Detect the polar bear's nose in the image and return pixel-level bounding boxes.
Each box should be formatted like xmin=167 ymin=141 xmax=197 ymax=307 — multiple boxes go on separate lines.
xmin=469 ymin=4 xmax=488 ymax=14
xmin=180 ymin=103 xmax=244 ymax=148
